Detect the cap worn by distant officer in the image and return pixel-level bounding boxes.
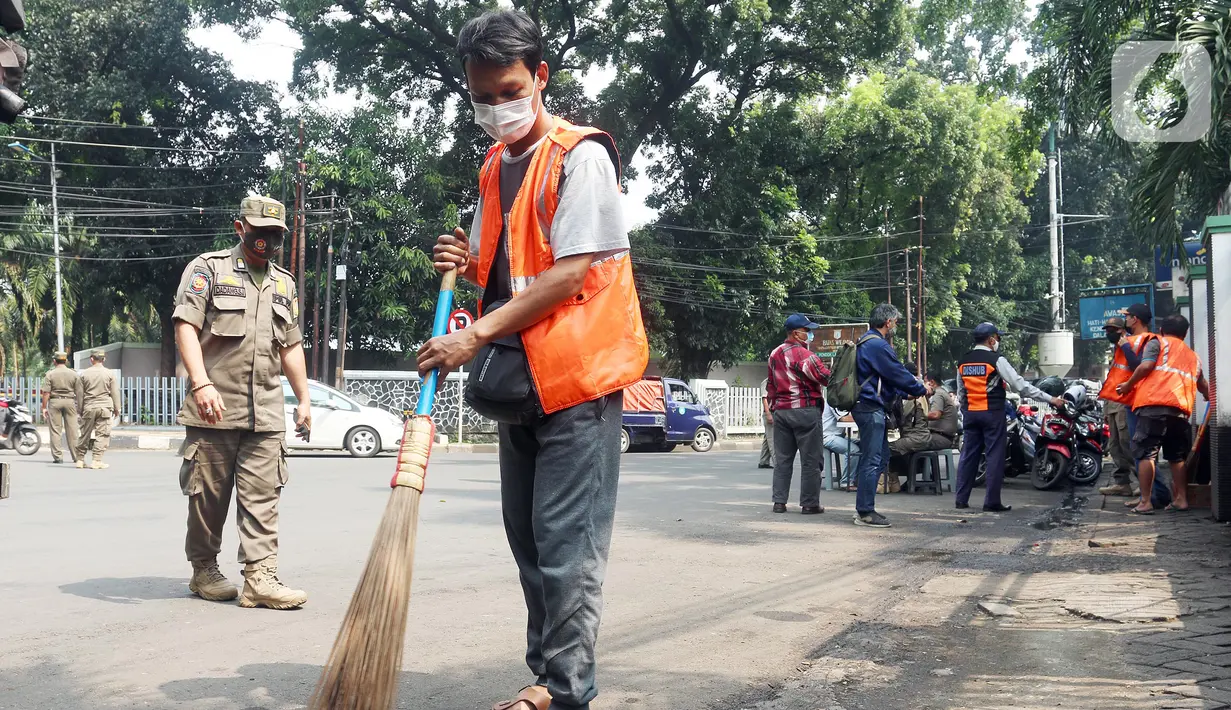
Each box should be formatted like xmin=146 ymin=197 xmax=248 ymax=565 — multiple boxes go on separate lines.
xmin=239 ymin=196 xmax=288 ymax=231
xmin=90 ymin=349 xmax=106 ymax=360
xmin=53 ymin=350 xmax=67 ymax=362
xmin=973 ymin=322 xmax=1000 ymax=341
xmin=784 ymin=313 xmax=821 ymax=331
xmin=1103 ymin=316 xmax=1127 ymax=331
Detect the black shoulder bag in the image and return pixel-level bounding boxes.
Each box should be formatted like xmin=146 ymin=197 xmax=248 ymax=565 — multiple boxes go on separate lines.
xmin=461 ymin=212 xmax=543 ymax=426
xmin=463 ymin=299 xmax=543 ymax=426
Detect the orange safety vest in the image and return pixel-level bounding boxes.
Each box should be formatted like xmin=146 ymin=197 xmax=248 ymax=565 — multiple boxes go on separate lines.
xmin=1098 ymin=332 xmax=1156 ymax=404
xmin=1132 ymin=335 xmax=1200 ymax=416
xmin=475 ymin=117 xmax=649 ymax=415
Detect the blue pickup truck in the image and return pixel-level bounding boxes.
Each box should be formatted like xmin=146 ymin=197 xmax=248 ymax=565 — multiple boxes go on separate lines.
xmin=621 ymin=377 xmax=717 ymax=454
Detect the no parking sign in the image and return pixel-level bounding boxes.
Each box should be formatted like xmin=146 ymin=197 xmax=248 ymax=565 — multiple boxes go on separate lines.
xmin=447 ymin=309 xmax=474 ymax=334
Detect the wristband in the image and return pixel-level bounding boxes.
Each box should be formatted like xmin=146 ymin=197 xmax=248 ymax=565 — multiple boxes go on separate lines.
xmin=191 ymin=382 xmax=214 ymax=393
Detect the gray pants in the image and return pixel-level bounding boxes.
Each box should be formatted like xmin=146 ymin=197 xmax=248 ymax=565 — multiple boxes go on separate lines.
xmin=759 ymin=412 xmax=775 ymax=466
xmin=772 ymin=406 xmax=823 ymax=507
xmin=1105 ymin=403 xmax=1135 ymax=484
xmin=498 ymin=392 xmax=622 ymax=710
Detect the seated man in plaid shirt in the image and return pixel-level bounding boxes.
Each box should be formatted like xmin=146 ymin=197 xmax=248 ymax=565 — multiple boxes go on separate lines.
xmin=766 ymin=313 xmax=832 ymax=514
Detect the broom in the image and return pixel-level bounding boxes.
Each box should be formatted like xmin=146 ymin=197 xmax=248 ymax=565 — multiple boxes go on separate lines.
xmin=308 ymin=266 xmax=457 ymax=710
xmin=1185 ymin=402 xmax=1212 ymax=472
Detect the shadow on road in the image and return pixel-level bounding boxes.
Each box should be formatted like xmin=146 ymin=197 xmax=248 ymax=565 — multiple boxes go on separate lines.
xmin=58 ymin=576 xmax=189 ymax=604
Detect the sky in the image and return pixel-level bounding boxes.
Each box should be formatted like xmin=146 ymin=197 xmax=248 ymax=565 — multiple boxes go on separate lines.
xmin=187 ymin=23 xmax=661 ymax=228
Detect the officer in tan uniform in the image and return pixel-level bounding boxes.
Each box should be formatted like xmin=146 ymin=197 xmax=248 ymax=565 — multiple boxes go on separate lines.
xmin=41 ymin=350 xmax=80 ymax=464
xmin=172 ymin=195 xmax=312 ymax=610
xmin=74 ymin=350 xmax=120 ymax=469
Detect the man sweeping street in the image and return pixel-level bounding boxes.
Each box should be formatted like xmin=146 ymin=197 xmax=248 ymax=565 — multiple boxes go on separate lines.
xmin=418 ymin=10 xmax=649 ymax=710
xmin=171 ymin=196 xmax=311 ymax=610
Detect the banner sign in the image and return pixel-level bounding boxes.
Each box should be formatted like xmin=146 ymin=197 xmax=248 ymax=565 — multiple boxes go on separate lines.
xmin=1155 ymin=240 xmax=1208 ymax=288
xmin=811 ymin=323 xmax=868 ymax=359
xmin=1078 ymin=284 xmax=1154 ymax=341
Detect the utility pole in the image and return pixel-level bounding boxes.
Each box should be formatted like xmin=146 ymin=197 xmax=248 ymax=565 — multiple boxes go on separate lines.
xmin=322 ymin=196 xmax=336 ymax=386
xmin=884 ymin=207 xmax=892 ymax=306
xmin=296 ymin=120 xmax=308 ymax=334
xmin=1048 ymin=126 xmax=1062 ymax=331
xmin=335 ymin=213 xmax=351 ymax=389
xmin=1038 ymin=122 xmax=1075 ymax=377
xmin=917 ymin=196 xmax=925 ymax=374
xmin=904 ymin=248 xmax=913 ymax=363
xmin=49 ymin=143 xmax=63 ymax=353
xmin=9 ymin=141 xmax=67 ymax=352
xmin=312 ymin=220 xmax=323 ymax=380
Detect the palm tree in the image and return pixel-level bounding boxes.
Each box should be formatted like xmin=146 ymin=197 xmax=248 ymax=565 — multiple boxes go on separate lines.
xmin=1035 ymin=0 xmax=1231 ymax=246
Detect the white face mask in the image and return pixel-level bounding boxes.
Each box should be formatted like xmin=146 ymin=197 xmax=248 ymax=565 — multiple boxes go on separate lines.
xmin=472 ymin=85 xmax=540 ymax=145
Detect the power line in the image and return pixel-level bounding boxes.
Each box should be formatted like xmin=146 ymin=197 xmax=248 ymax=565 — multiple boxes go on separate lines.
xmin=23 ymin=115 xmax=195 ymax=133
xmin=7 ymin=135 xmax=267 ymax=156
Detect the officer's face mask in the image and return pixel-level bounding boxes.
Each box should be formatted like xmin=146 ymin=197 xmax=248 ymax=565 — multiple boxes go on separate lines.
xmin=805 ymin=331 xmax=814 ymax=344
xmin=472 ymin=84 xmax=541 ymax=145
xmin=1106 ymin=329 xmax=1122 ymax=344
xmin=241 ymin=228 xmax=285 ymax=261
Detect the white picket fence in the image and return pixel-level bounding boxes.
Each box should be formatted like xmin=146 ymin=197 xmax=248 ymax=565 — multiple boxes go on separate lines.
xmin=1 ymin=375 xmax=188 ymax=426
xmin=726 ymin=387 xmax=764 ymax=434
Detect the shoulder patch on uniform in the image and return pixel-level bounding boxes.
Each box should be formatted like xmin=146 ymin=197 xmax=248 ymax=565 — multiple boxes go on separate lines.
xmin=188 ymin=269 xmax=211 ymax=296
xmin=213 ymin=284 xmax=246 ymax=298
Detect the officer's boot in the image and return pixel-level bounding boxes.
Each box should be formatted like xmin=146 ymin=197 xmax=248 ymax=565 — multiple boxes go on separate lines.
xmin=189 ymin=559 xmax=239 ymax=601
xmin=239 ymin=555 xmax=308 ymax=610
xmin=91 ymin=454 xmax=109 ymax=470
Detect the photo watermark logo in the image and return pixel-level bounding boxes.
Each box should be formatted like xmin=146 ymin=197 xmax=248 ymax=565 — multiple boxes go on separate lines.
xmin=1112 ymin=41 xmax=1212 ymax=143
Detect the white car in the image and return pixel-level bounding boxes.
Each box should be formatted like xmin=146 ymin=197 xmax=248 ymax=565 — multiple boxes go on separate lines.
xmin=280 ymin=378 xmax=405 ymax=457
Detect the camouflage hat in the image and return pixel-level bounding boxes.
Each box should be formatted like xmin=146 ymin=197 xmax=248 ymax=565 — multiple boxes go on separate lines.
xmin=90 ymin=349 xmax=106 ymax=360
xmin=239 ymin=195 xmax=288 ymax=231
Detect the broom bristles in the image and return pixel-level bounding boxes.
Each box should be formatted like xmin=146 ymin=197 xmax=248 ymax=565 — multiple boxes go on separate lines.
xmin=308 ymin=485 xmax=422 ymax=710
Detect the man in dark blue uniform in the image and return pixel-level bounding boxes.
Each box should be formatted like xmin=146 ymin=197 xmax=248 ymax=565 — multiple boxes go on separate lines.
xmin=955 ymin=323 xmax=1064 ymax=512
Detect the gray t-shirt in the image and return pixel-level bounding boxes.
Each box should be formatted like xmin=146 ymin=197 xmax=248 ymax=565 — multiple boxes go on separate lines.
xmin=470 ymin=137 xmax=630 ymax=286
xmin=1141 ymin=338 xmax=1161 ymax=364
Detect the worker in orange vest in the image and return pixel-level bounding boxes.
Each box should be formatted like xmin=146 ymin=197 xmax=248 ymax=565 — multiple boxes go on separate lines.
xmin=1097 ymin=315 xmax=1151 ymax=496
xmin=418 ymin=10 xmax=648 ymax=710
xmin=1116 ymin=314 xmax=1208 ymax=513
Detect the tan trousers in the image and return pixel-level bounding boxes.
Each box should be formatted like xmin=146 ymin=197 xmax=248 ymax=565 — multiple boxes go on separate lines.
xmin=47 ymin=398 xmax=79 ymax=462
xmin=75 ymin=408 xmax=112 ymax=463
xmin=179 ymin=426 xmax=288 ymax=565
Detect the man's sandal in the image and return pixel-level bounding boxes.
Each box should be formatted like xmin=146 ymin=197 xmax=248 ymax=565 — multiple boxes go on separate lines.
xmin=492 ymin=685 xmax=552 ymax=710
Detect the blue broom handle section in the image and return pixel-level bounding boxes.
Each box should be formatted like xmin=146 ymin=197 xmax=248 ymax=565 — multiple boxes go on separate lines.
xmin=416 ymin=270 xmax=457 ymax=416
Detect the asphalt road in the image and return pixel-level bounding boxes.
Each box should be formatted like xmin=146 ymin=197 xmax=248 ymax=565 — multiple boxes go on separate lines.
xmin=0 ymin=448 xmax=1070 ymax=709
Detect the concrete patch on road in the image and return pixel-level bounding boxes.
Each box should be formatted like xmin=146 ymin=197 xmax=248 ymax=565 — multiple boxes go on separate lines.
xmin=136 ymin=435 xmax=172 ymax=450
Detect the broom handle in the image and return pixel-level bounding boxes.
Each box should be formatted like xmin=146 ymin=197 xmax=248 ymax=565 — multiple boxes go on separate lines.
xmin=418 ymin=268 xmax=457 ymax=415
xmin=1185 ymin=402 xmax=1212 ymax=471
xmin=416 ymin=269 xmax=458 ymax=417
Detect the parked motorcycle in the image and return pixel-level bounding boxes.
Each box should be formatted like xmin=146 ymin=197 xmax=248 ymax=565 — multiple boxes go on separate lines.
xmin=1031 ymin=384 xmax=1101 ymax=490
xmin=0 ymin=397 xmax=41 ymax=455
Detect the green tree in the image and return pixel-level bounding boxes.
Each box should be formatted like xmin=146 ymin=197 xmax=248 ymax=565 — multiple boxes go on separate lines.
xmin=2 ymin=0 xmax=284 ymax=374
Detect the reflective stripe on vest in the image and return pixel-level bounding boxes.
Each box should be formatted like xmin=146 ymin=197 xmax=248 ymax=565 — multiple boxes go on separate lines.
xmin=1098 ymin=332 xmax=1155 ymax=404
xmin=1131 ymin=335 xmax=1199 ymax=416
xmin=475 ymin=118 xmax=650 ymax=414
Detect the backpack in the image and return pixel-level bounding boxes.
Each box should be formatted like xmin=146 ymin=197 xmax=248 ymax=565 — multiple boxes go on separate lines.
xmin=825 ymin=333 xmax=877 ymax=411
